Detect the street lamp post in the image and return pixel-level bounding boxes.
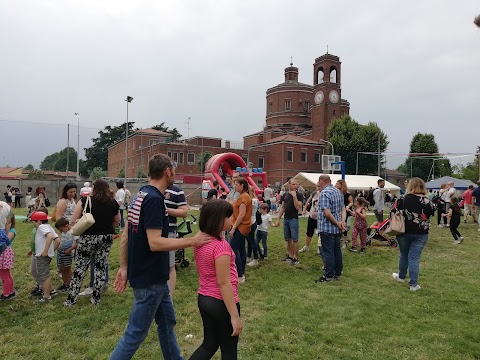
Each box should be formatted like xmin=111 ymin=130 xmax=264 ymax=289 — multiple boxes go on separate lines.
xmin=124 ymin=96 xmax=133 ymax=182
xmin=75 ymin=113 xmax=80 ymax=180
xmin=319 ymin=139 xmax=334 ymax=174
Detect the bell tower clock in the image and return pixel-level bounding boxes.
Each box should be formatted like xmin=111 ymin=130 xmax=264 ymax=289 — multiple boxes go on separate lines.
xmin=311 ymin=53 xmax=345 ymax=141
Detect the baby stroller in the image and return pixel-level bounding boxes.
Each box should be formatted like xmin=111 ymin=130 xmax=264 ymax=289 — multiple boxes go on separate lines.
xmin=366 ymin=218 xmax=397 ymax=248
xmin=175 ymin=215 xmax=196 ymax=268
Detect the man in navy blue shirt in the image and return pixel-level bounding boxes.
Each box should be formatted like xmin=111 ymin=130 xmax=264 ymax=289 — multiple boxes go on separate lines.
xmin=110 ymin=154 xmax=210 ymax=360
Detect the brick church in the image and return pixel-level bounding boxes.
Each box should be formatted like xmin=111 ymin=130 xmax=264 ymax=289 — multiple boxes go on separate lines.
xmin=108 ymin=52 xmax=350 ymax=187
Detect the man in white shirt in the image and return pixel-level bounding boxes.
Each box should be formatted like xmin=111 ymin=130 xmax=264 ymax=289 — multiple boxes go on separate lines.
xmin=115 ymin=181 xmax=127 ymax=229
xmin=263 ymin=184 xmax=274 ymax=210
xmin=372 ymin=179 xmax=385 ymax=227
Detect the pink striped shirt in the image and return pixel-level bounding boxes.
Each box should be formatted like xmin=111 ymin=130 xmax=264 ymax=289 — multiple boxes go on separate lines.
xmin=194 ymin=236 xmax=239 ymax=303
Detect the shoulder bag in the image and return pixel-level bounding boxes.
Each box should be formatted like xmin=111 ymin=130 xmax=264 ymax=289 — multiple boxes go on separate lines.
xmin=71 ymin=196 xmax=95 ymax=236
xmin=385 ymin=197 xmax=405 ymax=236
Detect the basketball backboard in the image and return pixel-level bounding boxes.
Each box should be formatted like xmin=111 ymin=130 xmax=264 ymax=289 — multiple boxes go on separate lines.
xmin=322 ymin=155 xmax=342 ymax=171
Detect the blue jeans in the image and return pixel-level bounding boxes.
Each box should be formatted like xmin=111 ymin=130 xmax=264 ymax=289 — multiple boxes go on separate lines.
xmin=396 ymin=233 xmax=429 ymax=286
xmin=110 ymin=283 xmax=183 ymax=360
xmin=255 ymin=230 xmax=268 ymax=258
xmin=120 ymin=209 xmax=125 ymax=228
xmin=230 ymin=229 xmax=246 ymax=277
xmin=320 ymin=232 xmax=343 ymax=279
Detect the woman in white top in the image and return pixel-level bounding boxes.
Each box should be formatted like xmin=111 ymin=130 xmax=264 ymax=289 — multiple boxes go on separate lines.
xmin=246 ymin=186 xmax=260 ymax=267
xmin=55 ymin=183 xmax=78 ymax=223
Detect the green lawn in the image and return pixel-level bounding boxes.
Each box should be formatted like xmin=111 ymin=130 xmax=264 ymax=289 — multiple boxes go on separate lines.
xmin=1 ymin=208 xmax=480 ymax=360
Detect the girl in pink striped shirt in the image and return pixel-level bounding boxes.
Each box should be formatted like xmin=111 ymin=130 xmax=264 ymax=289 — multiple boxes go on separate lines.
xmin=190 ymin=199 xmax=243 ymax=360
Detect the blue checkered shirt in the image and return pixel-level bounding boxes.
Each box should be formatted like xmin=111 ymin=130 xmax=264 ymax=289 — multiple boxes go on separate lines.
xmin=317 ymin=184 xmax=344 ymax=234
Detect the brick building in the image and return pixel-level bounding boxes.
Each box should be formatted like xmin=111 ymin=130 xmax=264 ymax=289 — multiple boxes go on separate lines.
xmin=108 ymin=52 xmax=351 ymax=187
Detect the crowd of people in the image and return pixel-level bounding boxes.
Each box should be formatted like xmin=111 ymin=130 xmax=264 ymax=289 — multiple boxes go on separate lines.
xmin=2 ymin=157 xmax=480 ymax=359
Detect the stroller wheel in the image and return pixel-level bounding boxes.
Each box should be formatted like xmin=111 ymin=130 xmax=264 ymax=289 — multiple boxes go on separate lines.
xmin=366 ymin=239 xmax=371 ymax=246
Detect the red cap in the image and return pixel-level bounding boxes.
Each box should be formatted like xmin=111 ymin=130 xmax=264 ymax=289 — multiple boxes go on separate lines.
xmin=30 ymin=211 xmax=48 ymax=221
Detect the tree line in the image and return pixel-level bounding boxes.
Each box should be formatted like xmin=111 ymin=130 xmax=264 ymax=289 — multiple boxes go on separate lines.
xmin=31 ymin=116 xmax=478 ymax=182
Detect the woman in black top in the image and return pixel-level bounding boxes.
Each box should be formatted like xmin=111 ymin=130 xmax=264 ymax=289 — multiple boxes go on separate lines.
xmin=65 ymin=179 xmax=120 ymax=306
xmin=392 ymin=177 xmax=435 ymax=292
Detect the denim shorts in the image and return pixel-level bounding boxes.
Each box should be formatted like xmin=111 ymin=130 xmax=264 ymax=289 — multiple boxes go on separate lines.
xmin=283 ymin=218 xmax=299 ymax=241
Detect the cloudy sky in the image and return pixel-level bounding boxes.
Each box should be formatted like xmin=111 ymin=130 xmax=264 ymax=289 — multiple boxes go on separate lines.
xmin=1 ymin=0 xmax=479 ymax=171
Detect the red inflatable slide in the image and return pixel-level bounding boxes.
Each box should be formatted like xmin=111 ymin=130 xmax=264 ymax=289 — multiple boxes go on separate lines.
xmin=202 ymin=152 xmax=267 ymax=198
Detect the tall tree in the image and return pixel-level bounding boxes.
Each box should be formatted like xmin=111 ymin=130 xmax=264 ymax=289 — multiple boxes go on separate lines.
xmin=24 ymin=164 xmax=34 ymax=170
xmin=328 ymin=115 xmax=389 ymax=175
xmin=83 ymin=122 xmax=136 ymax=175
xmin=197 ymin=152 xmax=213 ymax=173
xmin=151 ymin=122 xmax=182 ymax=142
xmin=402 ymin=133 xmax=452 ymax=181
xmin=39 ymin=147 xmax=78 ymax=172
xmin=89 ymin=167 xmax=107 ymax=181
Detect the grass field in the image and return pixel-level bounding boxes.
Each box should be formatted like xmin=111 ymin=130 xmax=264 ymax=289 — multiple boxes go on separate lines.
xmin=1 ymin=207 xmax=480 ymax=360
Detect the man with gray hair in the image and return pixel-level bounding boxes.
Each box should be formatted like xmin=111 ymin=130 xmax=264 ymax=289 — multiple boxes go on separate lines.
xmin=315 ymin=174 xmax=346 ymax=283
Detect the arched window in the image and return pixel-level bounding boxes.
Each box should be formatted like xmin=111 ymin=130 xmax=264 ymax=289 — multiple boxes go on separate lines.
xmin=329 ymin=66 xmax=337 ymax=83
xmin=316 ymin=67 xmax=324 ymax=85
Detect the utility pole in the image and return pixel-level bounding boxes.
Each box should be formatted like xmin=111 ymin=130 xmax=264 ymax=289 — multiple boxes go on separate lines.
xmin=75 ymin=113 xmax=80 ymax=180
xmin=67 ymin=124 xmax=70 ymax=179
xmin=377 ymin=134 xmax=381 ymax=177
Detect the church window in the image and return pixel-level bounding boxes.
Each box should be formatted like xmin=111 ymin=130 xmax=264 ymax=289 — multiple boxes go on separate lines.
xmin=304 ymin=101 xmax=310 ymax=112
xmin=187 ymin=153 xmax=195 ymax=165
xmin=314 ymin=152 xmax=321 ymax=163
xmin=285 ymin=99 xmax=291 ymax=111
xmin=330 ymin=66 xmax=337 ymax=83
xmin=258 ymin=157 xmax=264 ymax=169
xmin=301 ymin=152 xmax=307 ymax=162
xmin=287 ymin=150 xmax=293 ymax=162
xmin=269 ymin=102 xmax=273 ymax=114
xmin=316 ymin=67 xmax=324 ymax=85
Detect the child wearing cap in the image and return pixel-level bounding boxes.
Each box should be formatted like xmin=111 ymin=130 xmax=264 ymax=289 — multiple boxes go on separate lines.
xmin=31 ymin=210 xmax=59 ymax=303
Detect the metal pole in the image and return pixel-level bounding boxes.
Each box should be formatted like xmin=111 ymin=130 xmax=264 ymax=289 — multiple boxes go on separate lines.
xmin=125 ymin=101 xmax=128 ymax=182
xmin=356 ymin=152 xmax=359 ymax=175
xmin=75 ymin=113 xmax=80 ymax=180
xmin=67 ymin=124 xmax=70 ymax=179
xmin=124 ymin=96 xmax=133 ymax=182
xmin=377 ymin=134 xmax=381 ymax=177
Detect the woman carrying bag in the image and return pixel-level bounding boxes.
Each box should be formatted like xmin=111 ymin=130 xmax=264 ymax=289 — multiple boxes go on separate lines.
xmin=391 ymin=177 xmax=435 ymax=292
xmin=64 ymin=179 xmax=120 ymax=306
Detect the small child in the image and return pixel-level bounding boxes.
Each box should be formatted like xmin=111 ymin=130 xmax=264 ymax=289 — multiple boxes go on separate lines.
xmin=54 ymin=217 xmax=78 ymax=292
xmin=31 ymin=210 xmax=59 ymax=303
xmin=348 ymin=197 xmax=368 ymax=253
xmin=0 ymin=202 xmax=15 ymax=300
xmin=255 ymin=203 xmax=273 ymax=260
xmin=7 ymin=213 xmax=16 ymax=243
xmin=190 ymin=199 xmax=242 ymax=359
xmin=443 ymin=196 xmax=463 ymax=244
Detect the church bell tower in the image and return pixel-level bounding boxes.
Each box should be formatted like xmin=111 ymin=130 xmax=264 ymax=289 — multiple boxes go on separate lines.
xmin=310 ymin=53 xmax=347 ymax=141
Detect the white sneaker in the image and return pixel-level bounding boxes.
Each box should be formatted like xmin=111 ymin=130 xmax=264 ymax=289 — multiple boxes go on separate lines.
xmin=79 ymin=287 xmax=93 ymax=296
xmin=437 ymin=224 xmax=444 ymax=228
xmin=458 ymin=237 xmax=464 ymax=244
xmin=392 ymin=273 xmax=405 ymax=283
xmin=410 ymin=285 xmax=421 ymax=292
xmin=238 ymin=276 xmax=246 ymax=283
xmin=247 ymin=259 xmax=259 ymax=267
xmin=299 ymin=246 xmax=309 ymax=253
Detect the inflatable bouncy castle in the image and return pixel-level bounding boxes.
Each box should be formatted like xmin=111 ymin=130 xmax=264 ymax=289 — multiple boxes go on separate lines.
xmin=202 ymin=152 xmax=268 ymax=199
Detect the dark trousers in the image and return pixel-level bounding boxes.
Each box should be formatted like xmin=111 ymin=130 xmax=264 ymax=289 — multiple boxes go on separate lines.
xmin=246 ymin=223 xmax=258 ymax=259
xmin=437 ymin=203 xmax=447 ymax=225
xmin=450 ymin=219 xmax=461 ymax=240
xmin=189 ymin=295 xmax=240 ymax=360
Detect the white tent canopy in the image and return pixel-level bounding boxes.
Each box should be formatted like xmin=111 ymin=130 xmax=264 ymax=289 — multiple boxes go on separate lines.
xmin=287 ymin=173 xmax=401 ymax=196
